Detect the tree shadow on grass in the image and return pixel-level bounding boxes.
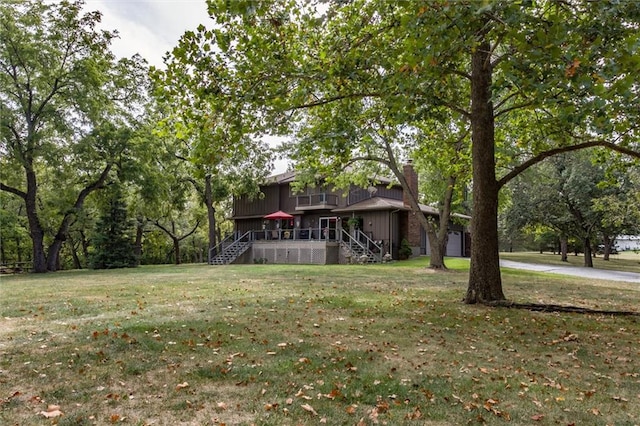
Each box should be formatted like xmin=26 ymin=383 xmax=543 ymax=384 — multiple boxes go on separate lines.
xmin=489 ymin=301 xmax=640 ymax=317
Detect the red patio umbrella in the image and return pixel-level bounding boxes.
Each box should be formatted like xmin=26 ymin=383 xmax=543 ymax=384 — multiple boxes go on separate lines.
xmin=263 ymin=210 xmax=294 ymax=220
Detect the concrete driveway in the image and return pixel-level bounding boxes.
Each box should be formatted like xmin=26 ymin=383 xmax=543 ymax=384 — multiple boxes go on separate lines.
xmin=499 ymin=259 xmax=640 ymax=284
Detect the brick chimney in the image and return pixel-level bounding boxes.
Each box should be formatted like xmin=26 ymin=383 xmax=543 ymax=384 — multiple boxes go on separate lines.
xmin=402 ymin=160 xmax=422 ymax=249
xmin=403 ymin=160 xmax=418 ymax=207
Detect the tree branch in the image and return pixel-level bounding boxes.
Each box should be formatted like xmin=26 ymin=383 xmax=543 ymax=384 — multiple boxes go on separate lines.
xmin=177 ymin=220 xmax=201 ymax=242
xmin=0 ymin=182 xmax=26 ymax=199
xmin=153 ymin=219 xmax=201 ymax=241
xmin=495 ymin=100 xmax=536 ymax=119
xmin=73 ymin=164 xmax=113 ymax=211
xmin=497 ymin=141 xmax=640 ymax=189
xmin=285 ymin=92 xmax=382 ymax=111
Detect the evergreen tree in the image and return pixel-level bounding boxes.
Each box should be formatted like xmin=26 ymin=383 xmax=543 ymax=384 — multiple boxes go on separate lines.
xmin=89 ymin=185 xmax=137 ymax=269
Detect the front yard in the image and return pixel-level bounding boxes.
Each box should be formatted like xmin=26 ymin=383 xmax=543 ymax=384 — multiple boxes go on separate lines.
xmin=1 ymin=259 xmax=638 ymax=425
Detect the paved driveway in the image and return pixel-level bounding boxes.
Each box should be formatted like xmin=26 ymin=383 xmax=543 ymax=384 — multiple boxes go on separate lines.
xmin=499 ymin=259 xmax=640 ymax=284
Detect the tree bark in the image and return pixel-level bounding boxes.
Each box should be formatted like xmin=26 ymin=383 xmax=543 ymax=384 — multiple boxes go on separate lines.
xmin=25 ymin=166 xmax=48 ymax=273
xmin=425 ymin=221 xmax=447 ymax=269
xmin=464 ymin=38 xmax=506 ymax=304
xmin=602 ymin=234 xmax=612 ymax=261
xmin=173 ymin=237 xmax=181 ymax=265
xmin=205 ymin=174 xmax=217 ymax=262
xmin=583 ymin=236 xmax=593 ymax=267
xmin=560 ymin=235 xmax=568 ymax=262
xmin=430 ymin=175 xmax=456 ymax=269
xmin=134 ymin=218 xmax=144 ymax=265
xmin=423 ymin=201 xmax=454 ymax=269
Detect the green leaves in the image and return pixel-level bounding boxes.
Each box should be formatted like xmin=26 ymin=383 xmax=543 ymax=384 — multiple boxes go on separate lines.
xmin=0 ymin=0 xmax=151 ymax=271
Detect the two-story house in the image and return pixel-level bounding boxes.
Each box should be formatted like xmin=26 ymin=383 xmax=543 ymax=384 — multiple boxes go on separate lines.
xmin=210 ymin=162 xmax=469 ymax=265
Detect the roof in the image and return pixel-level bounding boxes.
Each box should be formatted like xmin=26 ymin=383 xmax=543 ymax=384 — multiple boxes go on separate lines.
xmin=264 ymin=170 xmax=297 ymax=185
xmin=263 ymin=169 xmax=397 ymax=187
xmin=331 ymin=197 xmax=409 ymax=213
xmin=332 ymin=197 xmax=471 ymax=220
xmin=260 ymin=169 xmax=471 ymax=220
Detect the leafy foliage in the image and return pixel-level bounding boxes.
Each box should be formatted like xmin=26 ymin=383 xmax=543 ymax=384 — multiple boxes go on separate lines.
xmin=89 ymin=184 xmax=137 ymax=269
xmin=0 ymin=0 xmax=148 ymax=271
xmin=502 ymin=150 xmax=640 ymax=264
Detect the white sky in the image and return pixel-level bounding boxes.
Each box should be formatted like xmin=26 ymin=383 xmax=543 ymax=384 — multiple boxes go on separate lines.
xmin=82 ymin=0 xmax=290 ymax=173
xmin=84 ymin=0 xmax=211 ymax=68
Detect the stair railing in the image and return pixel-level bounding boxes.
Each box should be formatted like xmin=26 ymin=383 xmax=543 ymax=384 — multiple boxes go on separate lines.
xmin=209 ymin=231 xmax=252 ymax=264
xmin=340 ymin=229 xmax=382 ymax=263
xmin=354 ymin=230 xmax=383 ymax=261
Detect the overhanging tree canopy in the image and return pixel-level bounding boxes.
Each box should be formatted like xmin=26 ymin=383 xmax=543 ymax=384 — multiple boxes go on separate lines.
xmin=202 ymin=0 xmax=639 ymax=303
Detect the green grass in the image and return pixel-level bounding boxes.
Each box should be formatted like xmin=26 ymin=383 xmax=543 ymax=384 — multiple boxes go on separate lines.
xmin=1 ymin=259 xmax=639 ymax=425
xmin=500 ymin=250 xmax=640 ymax=274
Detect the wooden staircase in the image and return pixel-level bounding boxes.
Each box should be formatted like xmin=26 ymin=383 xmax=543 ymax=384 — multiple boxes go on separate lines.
xmin=340 ymin=229 xmax=382 ymax=264
xmin=209 ymin=232 xmax=252 ymax=265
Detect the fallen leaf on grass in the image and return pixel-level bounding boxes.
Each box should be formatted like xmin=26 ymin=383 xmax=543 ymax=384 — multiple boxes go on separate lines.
xmin=531 ymin=414 xmax=544 ymax=421
xmin=376 ymin=398 xmax=390 ymax=413
xmin=301 ymin=403 xmax=318 ymax=416
xmin=346 ymin=404 xmax=357 ymax=414
xmin=324 ymin=388 xmax=341 ymax=399
xmin=38 ymin=405 xmax=64 ymax=418
xmin=216 ymin=402 xmax=228 ymax=410
xmin=405 ymin=406 xmax=422 ymax=419
xmin=175 ymin=382 xmax=189 ymax=391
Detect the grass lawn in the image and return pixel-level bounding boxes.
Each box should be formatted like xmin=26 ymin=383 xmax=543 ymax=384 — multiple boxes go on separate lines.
xmin=500 ymin=250 xmax=640 ymax=274
xmin=1 ymin=258 xmax=639 ymax=425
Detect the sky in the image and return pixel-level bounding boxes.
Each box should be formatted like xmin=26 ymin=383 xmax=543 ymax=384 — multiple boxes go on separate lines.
xmin=82 ymin=0 xmax=290 ymax=173
xmin=84 ymin=0 xmax=211 ymax=68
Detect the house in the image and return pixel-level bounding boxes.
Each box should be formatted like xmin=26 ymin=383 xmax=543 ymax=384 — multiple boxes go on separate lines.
xmin=210 ymin=162 xmax=470 ymax=265
xmin=616 ymin=235 xmax=640 ymax=251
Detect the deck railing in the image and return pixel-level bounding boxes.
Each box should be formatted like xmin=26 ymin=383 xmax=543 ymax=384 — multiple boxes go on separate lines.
xmin=295 ymin=193 xmax=339 ymax=208
xmin=248 ymin=227 xmax=339 ymax=241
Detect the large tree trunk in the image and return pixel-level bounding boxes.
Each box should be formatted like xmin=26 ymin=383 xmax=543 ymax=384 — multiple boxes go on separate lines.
xmin=560 ymin=235 xmax=568 ymax=262
xmin=429 ymin=175 xmax=456 ymax=269
xmin=46 ymin=231 xmax=67 ymax=271
xmin=205 ymin=175 xmax=217 ymax=262
xmin=24 ymin=165 xmax=48 ymax=273
xmin=602 ymin=234 xmax=612 ymax=261
xmin=425 ymin=221 xmax=448 ymax=269
xmin=134 ymin=218 xmax=144 ymax=265
xmin=172 ymin=236 xmax=181 ymax=265
xmin=464 ymin=39 xmax=506 ymax=304
xmin=583 ymin=236 xmax=593 ymax=267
